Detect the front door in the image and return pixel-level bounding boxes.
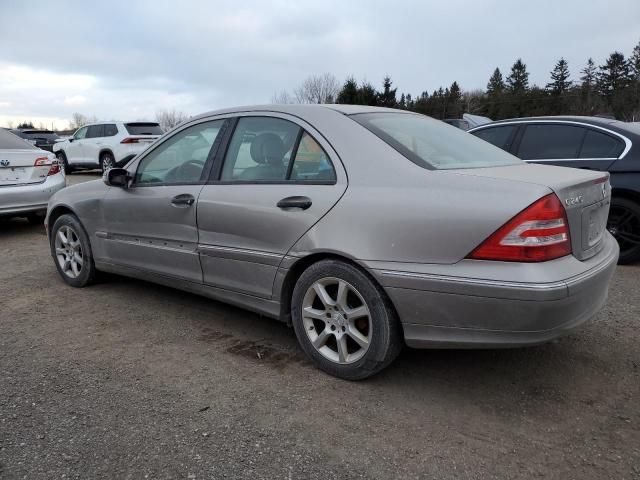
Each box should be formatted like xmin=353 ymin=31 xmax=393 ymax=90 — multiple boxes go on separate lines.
xmin=197 ymin=115 xmax=347 ymax=298
xmin=99 ymin=119 xmax=228 ymax=283
xmin=66 ymin=126 xmax=88 ymax=165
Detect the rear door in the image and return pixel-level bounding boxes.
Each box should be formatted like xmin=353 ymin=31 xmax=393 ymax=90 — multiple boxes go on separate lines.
xmin=99 ymin=119 xmax=228 ymax=282
xmin=196 ymin=114 xmax=347 ymax=298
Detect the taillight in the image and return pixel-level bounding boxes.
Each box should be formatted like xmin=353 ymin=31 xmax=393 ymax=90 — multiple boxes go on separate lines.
xmin=120 ymin=137 xmax=139 ymax=144
xmin=34 ymin=156 xmax=60 ymax=176
xmin=467 ymin=193 xmax=572 ymax=262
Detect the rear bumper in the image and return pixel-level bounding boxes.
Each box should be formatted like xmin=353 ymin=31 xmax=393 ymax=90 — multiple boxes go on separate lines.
xmin=0 ymin=173 xmax=66 ymax=216
xmin=370 ymin=233 xmax=619 ymax=348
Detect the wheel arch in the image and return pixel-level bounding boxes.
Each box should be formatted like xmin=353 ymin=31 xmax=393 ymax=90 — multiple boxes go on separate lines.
xmin=47 ymin=204 xmax=78 ymax=238
xmin=99 ymin=148 xmax=115 ymax=160
xmin=277 ymin=251 xmax=402 ymax=330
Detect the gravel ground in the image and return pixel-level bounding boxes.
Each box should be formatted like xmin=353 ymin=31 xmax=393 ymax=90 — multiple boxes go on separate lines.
xmin=0 ymin=173 xmax=638 ymax=479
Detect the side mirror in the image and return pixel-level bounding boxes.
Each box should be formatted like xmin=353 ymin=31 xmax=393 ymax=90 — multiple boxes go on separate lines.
xmin=104 ymin=168 xmax=131 ymax=188
xmin=68 ymin=138 xmax=74 ymax=143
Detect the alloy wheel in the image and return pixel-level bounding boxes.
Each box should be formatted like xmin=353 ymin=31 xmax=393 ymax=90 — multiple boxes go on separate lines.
xmin=301 ymin=277 xmax=372 ymax=364
xmin=54 ymin=225 xmax=84 ymax=278
xmin=101 ymin=154 xmax=114 ymax=172
xmin=607 ymin=204 xmax=640 ymax=257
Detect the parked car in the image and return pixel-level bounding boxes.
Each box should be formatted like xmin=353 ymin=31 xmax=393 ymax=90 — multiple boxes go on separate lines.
xmin=10 ymin=129 xmax=60 ymax=152
xmin=469 ymin=116 xmax=640 ymax=264
xmin=0 ymin=128 xmax=65 ymax=223
xmin=45 ymin=105 xmax=618 ymax=380
xmin=53 ymin=121 xmax=163 ymax=173
xmin=443 ymin=113 xmax=493 ymax=131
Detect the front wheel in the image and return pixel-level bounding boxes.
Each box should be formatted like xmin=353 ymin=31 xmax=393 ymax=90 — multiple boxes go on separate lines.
xmin=291 ymin=260 xmax=402 ymax=380
xmin=56 ymin=151 xmax=71 ymax=174
xmin=607 ymin=197 xmax=640 ymax=264
xmin=50 ymin=214 xmax=97 ymax=287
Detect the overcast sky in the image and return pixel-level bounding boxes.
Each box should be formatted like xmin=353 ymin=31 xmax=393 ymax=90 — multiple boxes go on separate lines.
xmin=0 ymin=0 xmax=638 ymax=129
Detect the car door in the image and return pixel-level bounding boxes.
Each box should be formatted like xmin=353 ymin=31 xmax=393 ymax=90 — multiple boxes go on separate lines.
xmin=66 ymin=126 xmax=88 ymax=165
xmin=196 ymin=114 xmax=347 ymax=298
xmin=512 ymin=122 xmax=617 ymax=172
xmin=98 ymin=119 xmax=228 ymax=283
xmin=84 ymin=124 xmax=105 ymax=165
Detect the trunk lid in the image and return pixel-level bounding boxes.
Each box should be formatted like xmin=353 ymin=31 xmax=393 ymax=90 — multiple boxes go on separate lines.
xmin=0 ymin=149 xmax=56 ymax=186
xmin=450 ymin=163 xmax=611 ymax=261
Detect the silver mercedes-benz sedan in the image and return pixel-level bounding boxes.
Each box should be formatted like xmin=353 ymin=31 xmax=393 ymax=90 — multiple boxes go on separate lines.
xmin=45 ymin=105 xmax=618 ymax=380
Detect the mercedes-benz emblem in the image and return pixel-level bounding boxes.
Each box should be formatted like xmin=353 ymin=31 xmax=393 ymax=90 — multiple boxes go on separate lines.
xmin=0 ymin=159 xmax=9 ymax=167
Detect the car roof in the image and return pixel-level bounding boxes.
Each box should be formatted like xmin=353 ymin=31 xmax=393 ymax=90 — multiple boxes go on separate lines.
xmin=189 ymin=104 xmax=410 ymax=123
xmin=471 ymin=115 xmax=640 ymax=136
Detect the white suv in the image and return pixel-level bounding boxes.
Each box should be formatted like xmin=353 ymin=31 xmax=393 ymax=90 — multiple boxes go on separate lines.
xmin=53 ymin=121 xmax=163 ymax=173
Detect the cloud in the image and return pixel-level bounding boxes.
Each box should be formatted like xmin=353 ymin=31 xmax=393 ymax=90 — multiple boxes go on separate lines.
xmin=0 ymin=0 xmax=639 ymax=128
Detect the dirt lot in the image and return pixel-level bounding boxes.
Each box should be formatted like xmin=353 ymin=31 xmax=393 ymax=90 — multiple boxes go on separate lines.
xmin=1 ymin=173 xmax=639 ymax=479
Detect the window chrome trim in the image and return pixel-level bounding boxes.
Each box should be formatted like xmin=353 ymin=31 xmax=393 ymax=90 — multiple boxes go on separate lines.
xmin=469 ymin=120 xmax=632 ymax=159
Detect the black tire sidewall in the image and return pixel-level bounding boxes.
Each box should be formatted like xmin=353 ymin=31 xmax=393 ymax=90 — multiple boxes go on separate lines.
xmin=610 ymin=197 xmax=640 ymax=264
xmin=50 ymin=214 xmax=96 ymax=287
xmin=291 ymin=260 xmax=401 ymax=380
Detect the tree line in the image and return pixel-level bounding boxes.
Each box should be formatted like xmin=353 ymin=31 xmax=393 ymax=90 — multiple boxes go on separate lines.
xmin=274 ymin=40 xmax=640 ymax=121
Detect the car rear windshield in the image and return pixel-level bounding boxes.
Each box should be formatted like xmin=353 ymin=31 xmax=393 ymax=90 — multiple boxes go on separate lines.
xmin=0 ymin=129 xmax=39 ymax=150
xmin=352 ymin=112 xmax=522 ymax=170
xmin=125 ymin=123 xmax=163 ymax=135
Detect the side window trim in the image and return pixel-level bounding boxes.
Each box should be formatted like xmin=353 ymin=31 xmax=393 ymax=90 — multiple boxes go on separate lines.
xmin=207 ymin=115 xmax=337 ymax=185
xmin=131 ymin=118 xmax=229 ymax=188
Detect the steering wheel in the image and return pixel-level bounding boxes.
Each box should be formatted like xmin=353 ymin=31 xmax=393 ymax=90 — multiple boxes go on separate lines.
xmin=165 ymin=159 xmax=206 ymax=182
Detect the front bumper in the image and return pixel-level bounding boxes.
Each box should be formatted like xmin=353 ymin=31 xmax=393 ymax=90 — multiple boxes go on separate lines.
xmin=0 ymin=173 xmax=66 ymax=216
xmin=369 ymin=233 xmax=619 ymax=348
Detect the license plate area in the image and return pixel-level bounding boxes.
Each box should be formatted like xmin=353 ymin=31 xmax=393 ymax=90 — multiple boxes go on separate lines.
xmin=0 ymin=167 xmax=27 ymax=183
xmin=581 ymin=200 xmax=609 ymax=250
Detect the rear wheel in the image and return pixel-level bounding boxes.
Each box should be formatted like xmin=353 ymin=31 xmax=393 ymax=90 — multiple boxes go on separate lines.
xmin=291 ymin=260 xmax=402 ymax=380
xmin=50 ymin=214 xmax=97 ymax=287
xmin=607 ymin=197 xmax=640 ymax=264
xmin=56 ymin=151 xmax=71 ymax=174
xmin=100 ymin=152 xmax=115 ymax=173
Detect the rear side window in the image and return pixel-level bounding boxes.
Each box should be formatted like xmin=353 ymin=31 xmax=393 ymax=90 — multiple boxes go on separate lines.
xmin=352 ymin=112 xmax=521 ymax=170
xmin=290 ymin=132 xmax=336 ymax=182
xmin=579 ymin=129 xmax=625 ymax=158
xmin=517 ymin=124 xmax=585 ymax=160
xmin=471 ymin=125 xmax=517 ymax=152
xmin=125 ymin=123 xmax=163 ymax=135
xmin=104 ymin=124 xmax=118 ymax=137
xmin=86 ymin=125 xmax=104 ymax=138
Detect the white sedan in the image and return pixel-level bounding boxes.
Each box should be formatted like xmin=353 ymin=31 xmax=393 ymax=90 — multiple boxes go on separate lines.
xmin=0 ymin=128 xmax=65 ymax=223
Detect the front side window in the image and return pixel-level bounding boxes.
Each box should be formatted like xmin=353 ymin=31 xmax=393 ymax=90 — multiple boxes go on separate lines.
xmin=517 ymin=124 xmax=585 ymax=160
xmin=471 ymin=125 xmax=517 ymax=152
xmin=352 ymin=112 xmax=521 ymax=170
xmin=74 ymin=127 xmax=88 ymax=140
xmin=86 ymin=125 xmax=104 ymax=138
xmin=579 ymin=129 xmax=625 ymax=158
xmin=135 ymin=120 xmax=225 ymax=185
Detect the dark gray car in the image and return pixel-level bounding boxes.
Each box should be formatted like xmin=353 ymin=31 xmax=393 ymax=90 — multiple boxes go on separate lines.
xmin=45 ymin=105 xmax=618 ymax=379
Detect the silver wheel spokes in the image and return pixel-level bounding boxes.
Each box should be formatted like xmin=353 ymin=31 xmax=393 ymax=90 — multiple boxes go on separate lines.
xmin=302 ymin=277 xmax=371 ymax=365
xmin=54 ymin=225 xmax=83 ymax=278
xmin=102 ymin=156 xmax=113 ymax=171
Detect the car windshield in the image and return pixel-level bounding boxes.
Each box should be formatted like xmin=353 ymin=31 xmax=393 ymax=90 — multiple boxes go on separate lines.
xmin=352 ymin=112 xmax=522 ymax=170
xmin=125 ymin=123 xmax=164 ymax=135
xmin=0 ymin=128 xmax=39 ymax=150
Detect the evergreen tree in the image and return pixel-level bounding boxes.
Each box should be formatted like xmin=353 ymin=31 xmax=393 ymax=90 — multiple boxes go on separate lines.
xmin=446 ymin=81 xmax=462 ymax=118
xmin=485 ymin=68 xmax=505 ymax=119
xmin=336 ymin=77 xmax=359 ymax=104
xmin=546 ymin=58 xmax=572 ymax=94
xmin=580 ymin=58 xmax=599 ymax=115
xmin=16 ymin=121 xmax=34 ymax=129
xmin=377 ymin=76 xmax=397 ymax=107
xmin=398 ymin=93 xmax=406 ymax=109
xmin=597 ymin=52 xmax=632 ymax=96
xmin=506 ymin=59 xmax=530 ymax=94
xmin=405 ymin=93 xmax=414 ymax=110
xmin=358 ymin=82 xmax=378 ymax=106
xmin=630 ymin=40 xmax=640 ymax=79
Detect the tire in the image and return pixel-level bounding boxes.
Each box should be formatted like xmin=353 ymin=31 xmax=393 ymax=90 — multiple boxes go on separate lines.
xmin=291 ymin=259 xmax=403 ymax=380
xmin=100 ymin=152 xmax=115 ymax=173
xmin=56 ymin=151 xmax=72 ymax=174
xmin=50 ymin=214 xmax=97 ymax=287
xmin=608 ymin=197 xmax=640 ymax=264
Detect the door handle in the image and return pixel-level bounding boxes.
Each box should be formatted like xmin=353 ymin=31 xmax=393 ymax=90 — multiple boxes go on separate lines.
xmin=171 ymin=194 xmax=195 ymax=207
xmin=277 ymin=196 xmax=312 ymax=210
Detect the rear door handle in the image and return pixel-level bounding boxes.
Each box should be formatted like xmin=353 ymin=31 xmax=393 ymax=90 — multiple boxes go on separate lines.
xmin=171 ymin=194 xmax=195 ymax=207
xmin=277 ymin=196 xmax=312 ymax=210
